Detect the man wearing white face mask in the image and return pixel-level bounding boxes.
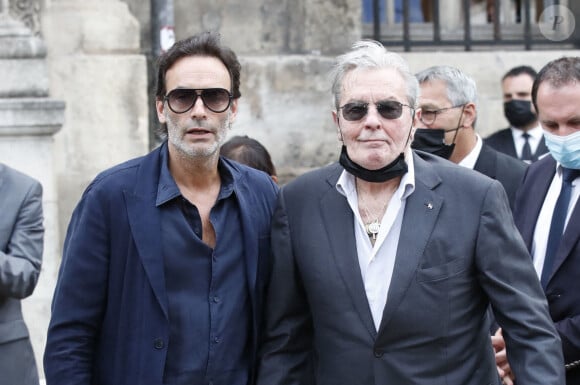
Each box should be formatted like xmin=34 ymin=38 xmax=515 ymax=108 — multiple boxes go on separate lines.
xmin=493 ymin=57 xmax=580 ymax=385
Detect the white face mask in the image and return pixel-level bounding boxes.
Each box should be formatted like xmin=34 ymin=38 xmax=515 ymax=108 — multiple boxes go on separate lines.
xmin=544 ymin=130 xmax=580 ymax=169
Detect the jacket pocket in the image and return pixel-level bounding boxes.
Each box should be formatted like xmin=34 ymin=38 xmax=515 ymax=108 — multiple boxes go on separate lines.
xmin=416 ymin=258 xmax=466 ymax=283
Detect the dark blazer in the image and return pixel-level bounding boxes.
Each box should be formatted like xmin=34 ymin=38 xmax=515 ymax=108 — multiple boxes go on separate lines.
xmin=257 ymin=151 xmax=564 ymax=385
xmin=474 ymin=143 xmax=527 ymax=211
xmin=44 ymin=142 xmax=279 ymax=385
xmin=0 ymin=164 xmax=43 ymax=385
xmin=513 ymin=155 xmax=580 ymax=384
xmin=485 ymin=127 xmax=548 ymax=162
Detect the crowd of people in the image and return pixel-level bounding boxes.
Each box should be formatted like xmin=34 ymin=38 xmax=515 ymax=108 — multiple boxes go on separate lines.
xmin=4 ymin=30 xmax=580 ymax=385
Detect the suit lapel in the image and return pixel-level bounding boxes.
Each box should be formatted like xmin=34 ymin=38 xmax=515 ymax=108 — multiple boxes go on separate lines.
xmin=125 ymin=147 xmax=168 ymax=319
xmin=320 ymin=168 xmax=377 ymax=339
xmin=547 ymin=161 xmax=580 ymax=283
xmin=549 ymin=199 xmax=580 ymax=282
xmin=233 ymin=182 xmax=259 ymax=315
xmin=517 ymin=159 xmax=554 ymax=250
xmin=378 ymin=154 xmax=442 ymax=335
xmin=501 ymin=129 xmax=518 ymax=158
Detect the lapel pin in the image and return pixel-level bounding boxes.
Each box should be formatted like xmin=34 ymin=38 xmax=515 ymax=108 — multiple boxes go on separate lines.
xmin=425 ymin=202 xmax=433 ymax=210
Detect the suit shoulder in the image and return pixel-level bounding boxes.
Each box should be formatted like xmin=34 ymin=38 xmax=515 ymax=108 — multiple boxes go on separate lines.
xmin=221 ymin=157 xmax=279 ymax=197
xmin=77 ymin=153 xmax=154 ymax=207
xmin=417 ymin=151 xmax=499 ymax=194
xmin=0 ymin=164 xmax=42 ymax=197
xmin=523 ymin=154 xmax=555 ymax=180
xmin=484 ymin=127 xmax=511 ymax=142
xmin=0 ymin=163 xmax=40 ymax=186
xmin=282 ymin=163 xmax=340 ymax=193
xmin=89 ymin=157 xmax=143 ymax=190
xmin=494 ymin=149 xmax=527 ymax=174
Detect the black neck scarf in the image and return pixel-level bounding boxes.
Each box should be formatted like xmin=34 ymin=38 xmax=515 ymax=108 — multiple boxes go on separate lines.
xmin=339 ymin=145 xmax=408 ymax=183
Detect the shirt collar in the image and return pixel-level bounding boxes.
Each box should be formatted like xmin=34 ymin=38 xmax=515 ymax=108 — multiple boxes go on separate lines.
xmin=458 ymin=133 xmax=483 ymax=170
xmin=156 ymin=144 xmax=235 ymax=206
xmin=511 ymin=124 xmax=543 ymax=140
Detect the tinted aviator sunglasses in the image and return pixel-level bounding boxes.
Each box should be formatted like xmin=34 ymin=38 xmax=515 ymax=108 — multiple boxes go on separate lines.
xmin=164 ymin=88 xmax=233 ymax=114
xmin=339 ymin=100 xmax=414 ymax=121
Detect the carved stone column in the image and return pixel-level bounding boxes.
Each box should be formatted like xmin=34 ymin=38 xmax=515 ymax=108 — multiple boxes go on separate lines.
xmin=0 ymin=1 xmax=64 ymax=379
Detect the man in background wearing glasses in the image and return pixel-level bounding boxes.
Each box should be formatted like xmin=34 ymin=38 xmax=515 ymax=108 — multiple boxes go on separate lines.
xmin=256 ymin=40 xmax=563 ymax=385
xmin=412 ymin=65 xmax=527 ymax=211
xmin=44 ymin=32 xmax=279 ymax=385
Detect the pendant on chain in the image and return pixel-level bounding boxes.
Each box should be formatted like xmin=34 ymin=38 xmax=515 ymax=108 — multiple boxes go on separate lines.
xmin=366 ymin=220 xmax=380 ymax=240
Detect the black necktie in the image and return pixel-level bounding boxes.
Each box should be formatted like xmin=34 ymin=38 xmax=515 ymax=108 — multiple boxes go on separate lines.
xmin=541 ymin=167 xmax=580 ymax=288
xmin=521 ymin=133 xmax=532 ymax=162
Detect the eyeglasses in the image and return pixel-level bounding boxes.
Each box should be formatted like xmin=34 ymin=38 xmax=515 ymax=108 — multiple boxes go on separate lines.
xmin=164 ymin=88 xmax=233 ymax=114
xmin=339 ymin=100 xmax=414 ymax=121
xmin=419 ymin=104 xmax=466 ymax=125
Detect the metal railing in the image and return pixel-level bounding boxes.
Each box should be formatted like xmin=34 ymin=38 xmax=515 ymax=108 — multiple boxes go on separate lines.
xmin=363 ymin=0 xmax=580 ymax=51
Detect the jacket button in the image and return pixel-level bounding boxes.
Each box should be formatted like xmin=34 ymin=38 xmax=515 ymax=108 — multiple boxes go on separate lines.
xmin=154 ymin=338 xmax=164 ymax=349
xmin=374 ymin=349 xmax=384 ymax=358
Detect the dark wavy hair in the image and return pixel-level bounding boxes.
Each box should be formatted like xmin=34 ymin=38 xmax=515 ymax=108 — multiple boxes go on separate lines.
xmin=220 ymin=135 xmax=277 ymax=177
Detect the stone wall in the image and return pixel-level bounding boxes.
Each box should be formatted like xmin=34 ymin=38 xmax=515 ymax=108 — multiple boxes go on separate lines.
xmin=123 ymin=0 xmax=577 ymax=181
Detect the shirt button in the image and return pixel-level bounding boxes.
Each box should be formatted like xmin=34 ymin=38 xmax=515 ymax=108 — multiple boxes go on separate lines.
xmin=154 ymin=338 xmax=164 ymax=349
xmin=213 ymin=337 xmax=221 ymax=344
xmin=374 ymin=349 xmax=383 ymax=358
xmin=212 ymin=296 xmax=220 ymax=303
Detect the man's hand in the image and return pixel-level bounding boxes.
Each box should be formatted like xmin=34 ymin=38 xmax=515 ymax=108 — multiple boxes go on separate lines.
xmin=492 ymin=328 xmax=515 ymax=384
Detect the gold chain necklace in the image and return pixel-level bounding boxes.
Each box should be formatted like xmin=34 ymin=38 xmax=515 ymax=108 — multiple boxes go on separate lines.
xmin=355 ymin=179 xmax=389 ymax=241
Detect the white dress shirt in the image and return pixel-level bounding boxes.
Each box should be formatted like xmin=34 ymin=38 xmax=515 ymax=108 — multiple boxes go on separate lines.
xmin=510 ymin=125 xmax=543 ymax=159
xmin=336 ymin=151 xmax=415 ymax=331
xmin=531 ymin=163 xmax=580 ymax=278
xmin=458 ymin=133 xmax=483 ymax=170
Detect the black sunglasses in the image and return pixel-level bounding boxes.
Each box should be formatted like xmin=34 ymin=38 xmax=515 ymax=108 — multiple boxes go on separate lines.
xmin=164 ymin=88 xmax=233 ymax=114
xmin=339 ymin=100 xmax=414 ymax=121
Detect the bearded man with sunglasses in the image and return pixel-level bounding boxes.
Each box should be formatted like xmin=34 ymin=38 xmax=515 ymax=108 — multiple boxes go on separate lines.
xmin=256 ymin=40 xmax=563 ymax=385
xmin=412 ymin=65 xmax=527 ymax=211
xmin=44 ymin=32 xmax=279 ymax=385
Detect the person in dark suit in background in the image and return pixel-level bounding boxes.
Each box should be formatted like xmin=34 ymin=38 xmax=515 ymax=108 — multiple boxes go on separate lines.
xmin=220 ymin=135 xmax=278 ymax=183
xmin=485 ymin=65 xmax=548 ymax=162
xmin=44 ymin=32 xmax=279 ymax=385
xmin=493 ymin=56 xmax=580 ymax=385
xmin=412 ymin=65 xmax=527 ymax=210
xmin=256 ymin=39 xmax=563 ymax=385
xmin=0 ymin=163 xmax=43 ymax=385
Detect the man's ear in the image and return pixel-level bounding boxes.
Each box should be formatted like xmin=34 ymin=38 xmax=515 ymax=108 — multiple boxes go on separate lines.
xmin=229 ymin=98 xmax=239 ymax=123
xmin=332 ymin=110 xmax=343 ymax=142
xmin=462 ymin=102 xmax=477 ymax=128
xmin=413 ymin=107 xmax=422 ymax=127
xmin=156 ymin=99 xmax=167 ymax=124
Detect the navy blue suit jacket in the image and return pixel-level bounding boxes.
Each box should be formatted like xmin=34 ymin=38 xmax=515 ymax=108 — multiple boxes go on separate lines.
xmin=44 ymin=142 xmax=279 ymax=385
xmin=513 ymin=155 xmax=580 ymax=382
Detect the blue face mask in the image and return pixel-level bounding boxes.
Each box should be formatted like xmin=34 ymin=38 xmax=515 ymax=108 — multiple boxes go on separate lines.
xmin=544 ymin=130 xmax=580 ymax=169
